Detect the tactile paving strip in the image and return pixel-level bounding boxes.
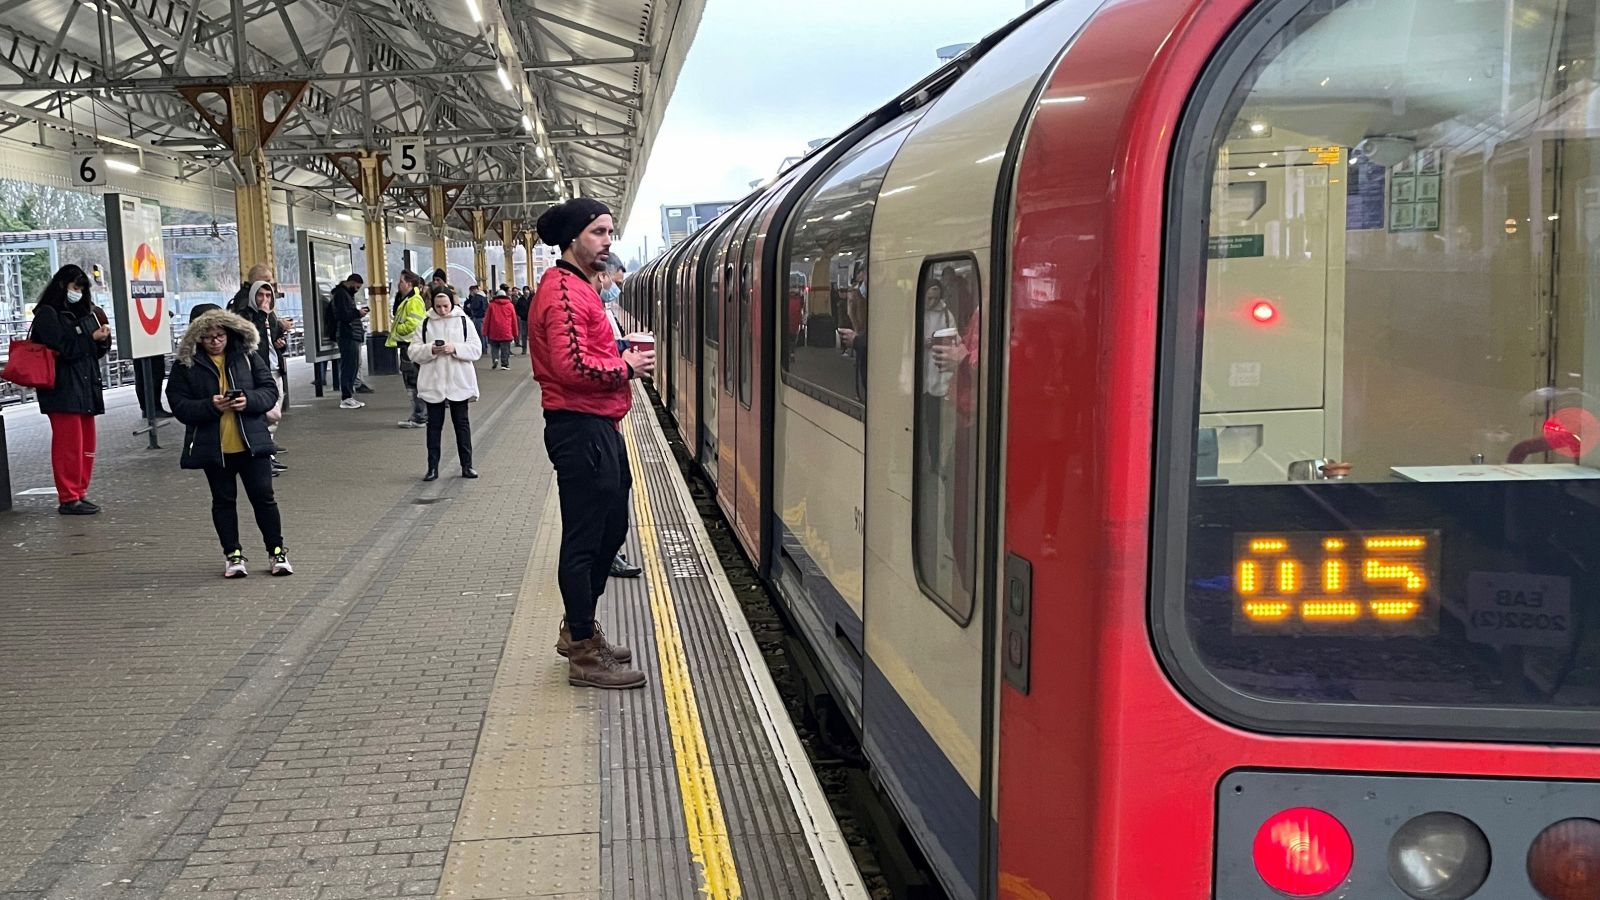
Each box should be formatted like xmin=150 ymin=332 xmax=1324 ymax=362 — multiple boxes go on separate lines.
xmin=441 ymin=389 xmax=862 ymax=900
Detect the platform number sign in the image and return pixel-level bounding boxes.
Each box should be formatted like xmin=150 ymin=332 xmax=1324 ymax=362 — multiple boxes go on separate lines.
xmin=392 ymin=136 xmax=426 ymax=178
xmin=74 ymin=151 xmax=106 ymax=187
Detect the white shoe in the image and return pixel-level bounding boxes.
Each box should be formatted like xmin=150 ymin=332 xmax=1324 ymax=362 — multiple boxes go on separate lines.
xmin=224 ymin=551 xmax=248 ymax=578
xmin=397 ymin=419 xmax=424 ymax=428
xmin=339 ymin=398 xmax=365 ymax=409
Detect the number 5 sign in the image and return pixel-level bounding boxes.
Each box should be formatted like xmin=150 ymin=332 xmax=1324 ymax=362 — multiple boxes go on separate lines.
xmin=391 ymin=136 xmax=426 ymax=178
xmin=74 ymin=151 xmax=106 ymax=187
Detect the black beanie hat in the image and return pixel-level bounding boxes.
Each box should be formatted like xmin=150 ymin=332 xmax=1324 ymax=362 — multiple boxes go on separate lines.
xmin=431 ymin=268 xmax=447 ymax=282
xmin=536 ymin=197 xmax=611 ymax=250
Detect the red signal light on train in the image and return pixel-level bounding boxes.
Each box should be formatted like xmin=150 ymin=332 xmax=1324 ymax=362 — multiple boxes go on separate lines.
xmin=1252 ymin=807 xmax=1354 ymax=896
xmin=1542 ymin=407 xmax=1600 ymax=460
xmin=1250 ymin=300 xmax=1278 ymax=323
xmin=1529 ymin=818 xmax=1600 ymax=900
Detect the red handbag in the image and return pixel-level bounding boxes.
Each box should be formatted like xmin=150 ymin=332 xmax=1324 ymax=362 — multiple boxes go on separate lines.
xmin=3 ymin=326 xmax=56 ymax=390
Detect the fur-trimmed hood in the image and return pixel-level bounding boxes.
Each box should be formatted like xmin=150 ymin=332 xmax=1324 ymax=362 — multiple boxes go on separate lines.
xmin=175 ymin=309 xmax=259 ymax=365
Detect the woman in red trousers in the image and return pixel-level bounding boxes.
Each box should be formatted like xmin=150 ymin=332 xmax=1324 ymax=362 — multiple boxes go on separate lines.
xmin=30 ymin=264 xmax=111 ymax=515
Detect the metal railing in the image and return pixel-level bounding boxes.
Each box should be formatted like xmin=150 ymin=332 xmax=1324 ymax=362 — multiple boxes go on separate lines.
xmin=0 ymin=317 xmax=304 ymax=408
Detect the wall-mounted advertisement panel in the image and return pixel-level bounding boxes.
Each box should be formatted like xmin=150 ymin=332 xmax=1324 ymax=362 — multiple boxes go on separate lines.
xmin=105 ymin=194 xmax=172 ymax=360
xmin=296 ymin=229 xmax=355 ymax=363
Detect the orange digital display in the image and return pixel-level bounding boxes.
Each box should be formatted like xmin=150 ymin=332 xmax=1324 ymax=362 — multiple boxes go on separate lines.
xmin=1232 ymin=531 xmax=1439 ymax=635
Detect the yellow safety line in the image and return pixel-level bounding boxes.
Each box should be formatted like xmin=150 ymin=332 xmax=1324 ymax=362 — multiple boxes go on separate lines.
xmin=623 ymin=414 xmax=743 ymax=899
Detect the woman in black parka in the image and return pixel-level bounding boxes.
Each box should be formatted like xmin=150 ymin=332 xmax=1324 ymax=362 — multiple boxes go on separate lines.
xmin=30 ymin=265 xmax=112 ymax=515
xmin=165 ymin=306 xmax=293 ymax=578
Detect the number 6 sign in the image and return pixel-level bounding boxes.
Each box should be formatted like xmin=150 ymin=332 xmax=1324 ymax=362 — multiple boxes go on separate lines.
xmin=391 ymin=137 xmax=426 ymax=178
xmin=74 ymin=151 xmax=106 ymax=187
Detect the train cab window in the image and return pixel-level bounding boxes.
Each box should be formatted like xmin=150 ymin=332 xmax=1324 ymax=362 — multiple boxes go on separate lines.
xmin=781 ymin=113 xmax=921 ymax=418
xmin=1159 ymin=0 xmax=1600 ymax=741
xmin=914 ymin=257 xmax=982 ymax=624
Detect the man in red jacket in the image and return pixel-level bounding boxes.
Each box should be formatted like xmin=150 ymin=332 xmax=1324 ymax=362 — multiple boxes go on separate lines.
xmin=529 ymin=197 xmax=655 ymax=690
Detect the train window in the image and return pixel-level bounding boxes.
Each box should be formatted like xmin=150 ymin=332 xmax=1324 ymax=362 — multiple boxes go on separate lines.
xmin=780 ymin=114 xmax=921 ymax=419
xmin=738 ymin=261 xmax=753 ymax=408
xmin=704 ymin=246 xmax=721 ymax=349
xmin=1158 ymin=0 xmax=1600 ymax=740
xmin=913 ymin=256 xmax=982 ymax=624
xmin=722 ymin=261 xmax=737 ymax=396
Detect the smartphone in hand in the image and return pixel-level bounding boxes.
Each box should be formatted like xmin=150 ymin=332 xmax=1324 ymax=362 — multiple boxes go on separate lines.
xmin=225 ymin=390 xmax=245 ymax=401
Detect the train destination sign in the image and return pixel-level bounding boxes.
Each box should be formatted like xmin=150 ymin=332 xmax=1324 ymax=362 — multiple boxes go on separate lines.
xmin=1232 ymin=531 xmax=1440 ymax=636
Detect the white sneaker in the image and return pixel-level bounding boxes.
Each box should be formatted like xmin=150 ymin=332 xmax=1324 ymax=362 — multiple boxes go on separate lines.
xmin=397 ymin=419 xmax=423 ymax=428
xmin=270 ymin=547 xmax=294 ymax=576
xmin=224 ymin=551 xmax=248 ymax=578
xmin=339 ymin=398 xmax=365 ymax=409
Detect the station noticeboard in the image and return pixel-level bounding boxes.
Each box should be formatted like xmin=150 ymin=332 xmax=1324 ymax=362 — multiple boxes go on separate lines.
xmin=104 ymin=194 xmax=172 ymax=360
xmin=295 ymin=229 xmax=356 ymax=364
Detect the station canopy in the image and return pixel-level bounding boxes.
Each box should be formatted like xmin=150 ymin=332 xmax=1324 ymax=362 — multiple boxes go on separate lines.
xmin=0 ymin=0 xmax=704 ymax=231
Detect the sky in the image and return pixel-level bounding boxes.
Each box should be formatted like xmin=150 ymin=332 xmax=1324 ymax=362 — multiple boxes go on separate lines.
xmin=611 ymin=0 xmax=1029 ymax=267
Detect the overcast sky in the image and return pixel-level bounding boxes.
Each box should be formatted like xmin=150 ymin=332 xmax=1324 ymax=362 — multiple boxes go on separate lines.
xmin=610 ymin=0 xmax=1028 ymax=267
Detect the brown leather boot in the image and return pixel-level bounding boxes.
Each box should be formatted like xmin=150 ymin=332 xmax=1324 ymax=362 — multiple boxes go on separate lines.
xmin=555 ymin=620 xmax=632 ymax=663
xmin=567 ymin=637 xmax=647 ymax=689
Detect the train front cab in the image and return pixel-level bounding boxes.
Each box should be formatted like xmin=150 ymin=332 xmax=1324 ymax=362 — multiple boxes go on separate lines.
xmin=1001 ymin=0 xmax=1600 ymax=897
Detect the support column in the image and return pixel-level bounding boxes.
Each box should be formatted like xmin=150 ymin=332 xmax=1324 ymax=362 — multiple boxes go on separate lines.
xmin=177 ymin=82 xmax=307 ymax=281
xmin=499 ymin=220 xmax=519 ymax=290
xmin=230 ymin=84 xmax=274 ymax=277
xmin=358 ymin=153 xmax=391 ymax=332
xmin=523 ymin=228 xmax=536 ymax=289
xmin=429 ymin=185 xmax=447 ymax=279
xmin=471 ymin=210 xmax=489 ymax=289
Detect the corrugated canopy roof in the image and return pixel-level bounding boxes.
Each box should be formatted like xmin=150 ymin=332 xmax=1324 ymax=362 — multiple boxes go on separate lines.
xmin=0 ymin=0 xmax=703 ymax=232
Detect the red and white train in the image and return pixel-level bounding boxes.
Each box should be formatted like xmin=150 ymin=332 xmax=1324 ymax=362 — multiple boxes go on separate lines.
xmin=623 ymin=0 xmax=1600 ymax=897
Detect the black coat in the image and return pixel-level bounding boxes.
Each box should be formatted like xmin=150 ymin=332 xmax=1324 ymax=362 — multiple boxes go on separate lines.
xmin=29 ymin=303 xmax=109 ymax=416
xmin=166 ymin=322 xmax=279 ymax=468
xmin=235 ymin=305 xmax=286 ymax=369
xmin=331 ymin=283 xmax=365 ymax=342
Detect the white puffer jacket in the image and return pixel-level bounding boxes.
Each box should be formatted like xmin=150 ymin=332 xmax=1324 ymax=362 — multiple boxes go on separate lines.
xmin=407 ymin=305 xmax=482 ymax=403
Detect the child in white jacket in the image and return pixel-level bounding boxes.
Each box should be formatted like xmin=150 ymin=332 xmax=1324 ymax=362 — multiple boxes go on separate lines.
xmin=408 ymin=292 xmax=482 ymax=481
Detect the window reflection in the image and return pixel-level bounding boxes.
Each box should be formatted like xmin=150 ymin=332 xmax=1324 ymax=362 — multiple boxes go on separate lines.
xmin=915 ymin=258 xmax=982 ymax=621
xmin=781 ymin=115 xmax=920 ymax=417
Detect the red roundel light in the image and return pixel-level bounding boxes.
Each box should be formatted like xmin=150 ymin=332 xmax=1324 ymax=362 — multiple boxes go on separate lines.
xmin=1542 ymin=407 xmax=1600 ymax=460
xmin=1529 ymin=818 xmax=1600 ymax=900
xmin=1251 ymin=300 xmax=1278 ymax=323
xmin=1252 ymin=807 xmax=1354 ymax=897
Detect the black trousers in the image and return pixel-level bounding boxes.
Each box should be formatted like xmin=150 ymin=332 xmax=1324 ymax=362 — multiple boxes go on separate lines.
xmin=338 ymin=338 xmax=362 ymax=399
xmin=426 ymin=400 xmax=473 ymax=470
xmin=544 ymin=411 xmax=631 ymax=640
xmin=134 ymin=356 xmax=166 ymax=415
xmin=203 ymin=452 xmax=283 ymax=555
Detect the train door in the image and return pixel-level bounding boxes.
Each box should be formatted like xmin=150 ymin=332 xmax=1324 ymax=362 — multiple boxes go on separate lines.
xmin=677 ymin=245 xmax=699 ymax=459
xmin=702 ymin=234 xmax=726 ymax=478
xmin=733 ymin=192 xmax=784 ymax=559
xmin=717 ymin=208 xmax=763 ymax=520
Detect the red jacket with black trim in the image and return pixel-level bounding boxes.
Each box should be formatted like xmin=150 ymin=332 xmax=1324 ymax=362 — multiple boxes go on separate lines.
xmin=529 ymin=260 xmax=632 ymax=420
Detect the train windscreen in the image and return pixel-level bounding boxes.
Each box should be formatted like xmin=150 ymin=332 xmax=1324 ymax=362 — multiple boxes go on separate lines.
xmin=1163 ymin=0 xmax=1600 ymax=739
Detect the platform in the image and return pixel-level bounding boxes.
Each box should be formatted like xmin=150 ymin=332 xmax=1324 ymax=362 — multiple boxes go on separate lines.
xmin=0 ymin=356 xmax=864 ymax=900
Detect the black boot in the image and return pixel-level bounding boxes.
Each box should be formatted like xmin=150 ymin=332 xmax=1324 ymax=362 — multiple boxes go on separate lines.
xmin=423 ymin=467 xmax=438 ymax=482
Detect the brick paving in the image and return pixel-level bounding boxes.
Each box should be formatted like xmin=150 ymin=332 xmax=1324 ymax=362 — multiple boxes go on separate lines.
xmin=0 ymin=354 xmax=552 ymax=900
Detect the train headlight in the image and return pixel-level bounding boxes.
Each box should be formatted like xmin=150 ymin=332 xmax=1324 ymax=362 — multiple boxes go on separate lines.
xmin=1528 ymin=818 xmax=1600 ymax=900
xmin=1252 ymin=807 xmax=1353 ymax=897
xmin=1386 ymin=812 xmax=1490 ymax=899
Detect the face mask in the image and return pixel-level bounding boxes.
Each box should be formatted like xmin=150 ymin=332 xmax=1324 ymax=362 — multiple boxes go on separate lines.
xmin=67 ymin=289 xmax=83 ymax=303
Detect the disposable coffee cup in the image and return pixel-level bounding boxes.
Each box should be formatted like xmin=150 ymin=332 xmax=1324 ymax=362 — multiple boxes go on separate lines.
xmin=625 ymin=332 xmax=654 ymax=353
xmin=930 ymin=327 xmax=958 ymax=348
